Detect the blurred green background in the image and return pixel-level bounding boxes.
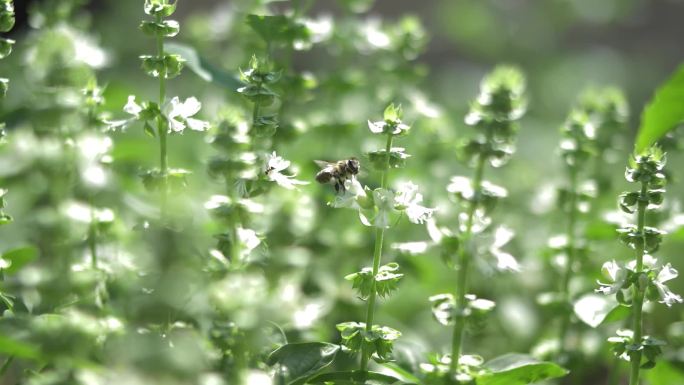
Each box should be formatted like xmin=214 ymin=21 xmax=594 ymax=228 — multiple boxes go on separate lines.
xmin=0 ymin=0 xmax=683 ymax=384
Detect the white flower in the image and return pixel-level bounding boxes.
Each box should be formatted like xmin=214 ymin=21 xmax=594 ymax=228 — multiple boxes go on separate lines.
xmin=447 ymin=176 xmax=473 ymax=198
xmin=264 ymin=152 xmax=308 ymax=190
xmin=654 ymin=263 xmax=683 ymax=307
xmin=164 ymin=96 xmax=209 ymax=133
xmin=75 ymin=134 xmax=113 ymax=188
xmin=367 ymin=120 xmax=410 ymax=135
xmin=334 ymin=181 xmax=432 ymax=228
xmin=64 ymin=201 xmax=114 ymax=224
xmin=367 ymin=188 xmax=396 ymax=228
xmin=391 ymin=241 xmax=429 ymax=254
xmin=489 ymin=226 xmax=520 ymax=272
xmin=123 ymin=95 xmax=142 ymax=116
xmin=204 ymin=195 xmax=231 ymax=210
xmin=115 ymin=95 xmax=209 ymax=133
xmin=596 ymin=260 xmax=627 ymax=295
xmin=394 ymin=181 xmax=435 ymax=224
xmin=237 ymin=227 xmax=261 ymax=254
xmin=331 ymin=178 xmax=366 ymax=209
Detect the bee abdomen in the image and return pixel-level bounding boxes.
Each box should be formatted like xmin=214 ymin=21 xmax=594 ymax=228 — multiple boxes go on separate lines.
xmin=316 ymin=171 xmax=333 ymax=184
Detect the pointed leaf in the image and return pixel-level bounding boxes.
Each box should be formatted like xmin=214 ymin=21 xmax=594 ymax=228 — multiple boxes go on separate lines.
xmin=636 ymin=64 xmax=684 ymax=152
xmin=165 ymin=42 xmax=241 ymax=89
xmin=2 ymin=247 xmax=38 ymax=275
xmin=573 ymin=293 xmax=629 ymax=328
xmin=267 ymin=342 xmax=339 ymax=385
xmin=0 ymin=334 xmax=40 ymax=359
xmin=479 ymin=354 xmax=568 ymax=385
xmin=308 ymin=370 xmax=414 ymax=384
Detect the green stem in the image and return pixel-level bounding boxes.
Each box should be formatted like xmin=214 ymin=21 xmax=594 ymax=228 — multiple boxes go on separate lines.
xmin=156 ymin=14 xmax=168 ymax=218
xmin=360 ymin=133 xmax=394 ymax=372
xmin=380 ymin=134 xmax=392 ymax=188
xmin=629 ymin=182 xmax=648 ymax=385
xmin=558 ymin=166 xmax=578 ymax=357
xmin=88 ymin=220 xmax=98 ymax=269
xmin=252 ymin=88 xmax=261 ymax=127
xmin=228 ymin=180 xmax=242 ymax=267
xmin=450 ymin=145 xmax=487 ymax=373
xmin=0 ymin=356 xmax=14 ymax=376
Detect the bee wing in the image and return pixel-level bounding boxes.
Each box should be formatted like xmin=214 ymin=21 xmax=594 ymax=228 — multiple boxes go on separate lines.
xmin=314 ymin=160 xmax=333 ymax=169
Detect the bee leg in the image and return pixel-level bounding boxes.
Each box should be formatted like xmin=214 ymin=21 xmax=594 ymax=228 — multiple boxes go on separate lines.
xmin=335 ymin=182 xmax=340 ymax=193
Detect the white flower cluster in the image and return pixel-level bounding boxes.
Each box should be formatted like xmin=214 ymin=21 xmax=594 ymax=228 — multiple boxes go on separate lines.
xmin=597 ymin=257 xmax=682 ymax=307
xmin=109 ymin=95 xmax=210 ymax=134
xmin=263 ymin=152 xmax=308 ymax=190
xmin=331 ymin=179 xmax=434 ymax=228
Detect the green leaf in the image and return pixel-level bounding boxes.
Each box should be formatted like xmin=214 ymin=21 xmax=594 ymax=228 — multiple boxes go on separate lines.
xmin=140 ymin=20 xmax=180 ymax=38
xmin=381 ymin=362 xmax=421 ymax=384
xmin=246 ymin=14 xmax=309 ymax=45
xmin=479 ymin=354 xmax=568 ymax=385
xmin=165 ymin=42 xmax=241 ymax=89
xmin=0 ymin=334 xmax=40 ymax=359
xmin=144 ymin=0 xmax=176 ymax=17
xmin=2 ymin=247 xmax=38 ymax=275
xmin=139 ymin=54 xmax=185 ymax=79
xmin=267 ymin=342 xmax=340 ymax=385
xmin=636 ymin=64 xmax=684 ymax=152
xmin=645 ymin=361 xmax=684 ymax=384
xmin=308 ymin=370 xmax=413 ymax=384
xmin=573 ymin=293 xmax=628 ymax=328
xmin=0 ymin=1 xmax=15 ymax=33
xmin=384 ymin=103 xmax=402 ymax=121
xmin=0 ymin=37 xmax=14 ymax=59
xmin=0 ymin=78 xmax=8 ymax=98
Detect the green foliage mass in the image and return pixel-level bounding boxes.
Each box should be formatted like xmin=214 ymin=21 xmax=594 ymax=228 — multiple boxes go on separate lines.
xmin=0 ymin=1 xmax=682 ymax=385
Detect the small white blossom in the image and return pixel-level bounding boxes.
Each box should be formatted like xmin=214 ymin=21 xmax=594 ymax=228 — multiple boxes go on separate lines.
xmin=654 ymin=263 xmax=683 ymax=307
xmin=367 ymin=120 xmax=410 ymax=135
xmin=164 ymin=96 xmax=209 ymax=132
xmin=204 ymin=195 xmax=231 ymax=210
xmin=596 ymin=260 xmax=627 ymax=295
xmin=264 ymin=152 xmax=308 ymax=190
xmin=123 ymin=95 xmax=142 ymax=116
xmin=391 ymin=241 xmax=429 ymax=254
xmin=489 ymin=226 xmax=520 ymax=272
xmin=237 ymin=227 xmax=261 ymax=255
xmin=331 ymin=178 xmax=366 ymax=209
xmin=75 ymin=134 xmax=113 ymax=188
xmin=394 ymin=181 xmax=435 ymax=224
xmin=64 ymin=201 xmax=114 ymax=224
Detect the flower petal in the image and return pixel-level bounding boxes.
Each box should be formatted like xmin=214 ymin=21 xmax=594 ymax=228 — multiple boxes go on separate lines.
xmin=124 ymin=95 xmax=142 ymax=117
xmin=186 ymin=117 xmax=210 ymax=131
xmin=178 ymin=97 xmax=202 ymax=118
xmin=657 ymin=263 xmax=679 ymax=283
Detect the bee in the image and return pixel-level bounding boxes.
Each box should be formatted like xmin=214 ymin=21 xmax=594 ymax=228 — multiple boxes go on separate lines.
xmin=314 ymin=158 xmax=360 ymax=193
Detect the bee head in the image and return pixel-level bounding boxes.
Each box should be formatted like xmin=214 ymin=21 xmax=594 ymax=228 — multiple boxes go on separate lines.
xmin=347 ymin=158 xmax=360 ymax=174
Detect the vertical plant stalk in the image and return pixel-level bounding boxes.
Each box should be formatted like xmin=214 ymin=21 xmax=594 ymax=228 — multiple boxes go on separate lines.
xmin=558 ymin=166 xmax=578 ymax=356
xmin=228 ymin=184 xmax=242 ymax=266
xmin=450 ymin=134 xmax=488 ymax=373
xmin=360 ymin=132 xmax=394 ymax=372
xmin=85 ymin=103 xmax=99 ymax=269
xmin=252 ymin=87 xmax=261 ymax=129
xmin=88 ymin=206 xmax=98 ymax=268
xmin=629 ymin=183 xmax=648 ymax=385
xmin=156 ymin=14 xmax=169 ymax=218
